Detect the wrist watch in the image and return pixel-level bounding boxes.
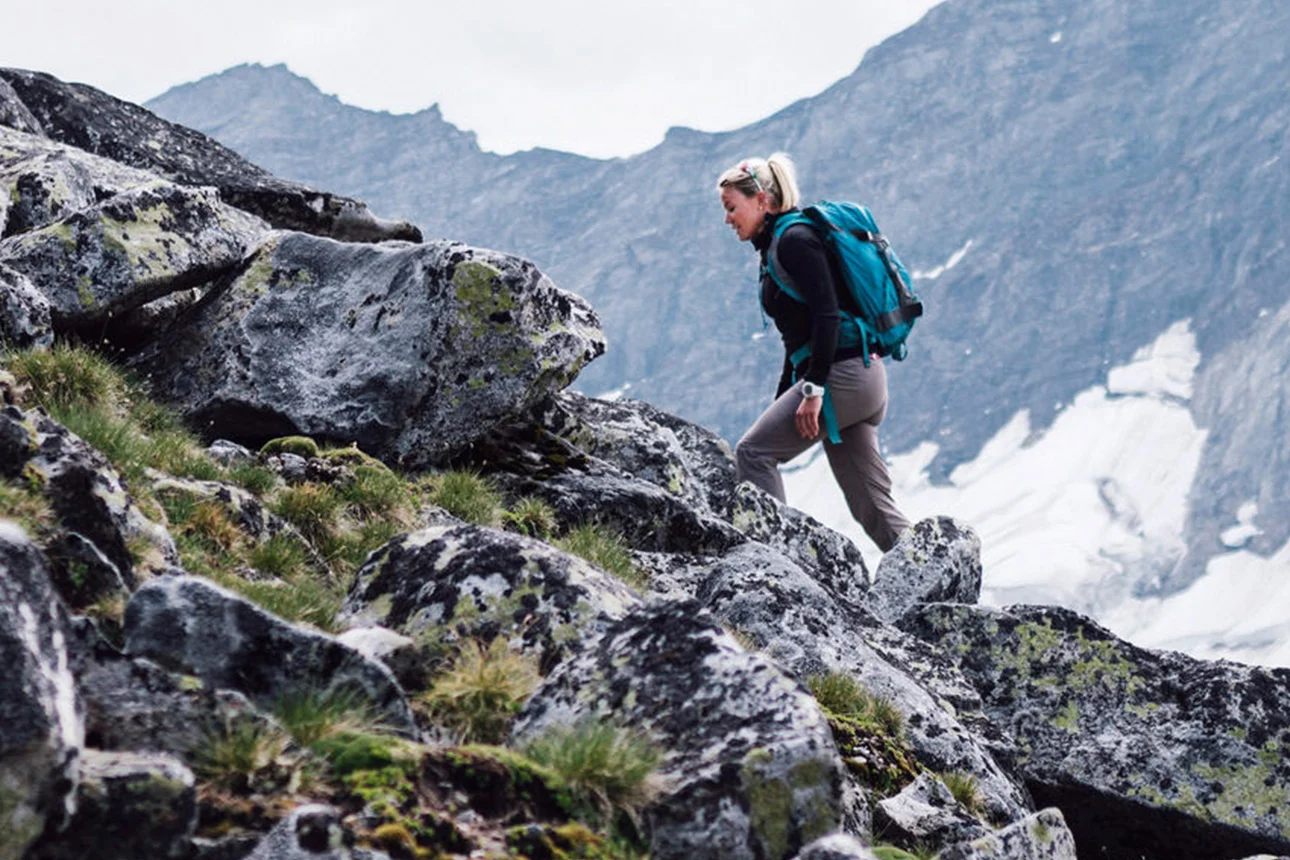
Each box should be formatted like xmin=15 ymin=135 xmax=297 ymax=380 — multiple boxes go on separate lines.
xmin=801 ymin=382 xmax=825 ymax=399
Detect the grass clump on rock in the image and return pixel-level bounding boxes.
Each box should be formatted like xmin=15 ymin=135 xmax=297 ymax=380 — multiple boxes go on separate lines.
xmin=503 ymin=495 xmax=559 ymax=538
xmin=808 ymin=671 xmax=920 ymax=796
xmin=422 ymin=638 xmax=541 ymax=743
xmin=940 ymin=770 xmax=986 ymax=817
xmin=422 ymin=468 xmax=503 ymax=526
xmin=521 ymin=722 xmax=663 ymax=837
xmin=555 ymin=522 xmax=646 ymax=590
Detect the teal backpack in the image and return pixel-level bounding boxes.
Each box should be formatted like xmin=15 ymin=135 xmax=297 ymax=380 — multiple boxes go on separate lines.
xmin=763 ymin=201 xmax=924 ymax=442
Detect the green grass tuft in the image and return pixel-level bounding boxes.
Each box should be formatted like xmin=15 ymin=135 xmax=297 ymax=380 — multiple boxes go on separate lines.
xmin=423 ymin=638 xmax=541 ymax=744
xmin=503 ymin=495 xmax=559 ymax=538
xmin=941 ymin=770 xmax=986 ymax=817
xmin=423 ymin=469 xmax=502 ymax=526
xmin=271 ymin=483 xmax=343 ymax=545
xmin=522 ymin=722 xmax=663 ymax=833
xmin=5 ymin=343 xmax=125 ymax=412
xmin=555 ymin=523 xmax=646 ymax=590
xmin=808 ymin=672 xmax=905 ymax=738
xmin=190 ymin=717 xmax=290 ymax=793
xmin=260 ymin=435 xmax=320 ymax=458
xmin=248 ymin=533 xmax=310 ymax=580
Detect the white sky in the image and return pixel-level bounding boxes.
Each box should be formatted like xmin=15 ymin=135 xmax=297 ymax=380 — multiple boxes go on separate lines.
xmin=3 ymin=0 xmax=942 ymax=157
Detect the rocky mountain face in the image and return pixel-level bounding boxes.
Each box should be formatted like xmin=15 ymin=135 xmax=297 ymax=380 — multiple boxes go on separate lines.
xmin=3 ymin=67 xmax=1290 ymax=860
xmin=146 ymin=0 xmax=1290 ymax=593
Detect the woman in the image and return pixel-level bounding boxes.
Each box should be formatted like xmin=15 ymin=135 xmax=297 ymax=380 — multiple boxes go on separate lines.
xmin=717 ymin=153 xmax=910 ymax=552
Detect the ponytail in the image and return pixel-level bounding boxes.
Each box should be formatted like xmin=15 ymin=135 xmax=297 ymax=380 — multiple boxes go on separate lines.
xmin=716 ymin=151 xmax=803 ymax=212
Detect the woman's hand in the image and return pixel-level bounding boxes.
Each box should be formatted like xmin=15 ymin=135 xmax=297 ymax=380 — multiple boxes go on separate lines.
xmin=795 ymin=395 xmax=823 ymax=439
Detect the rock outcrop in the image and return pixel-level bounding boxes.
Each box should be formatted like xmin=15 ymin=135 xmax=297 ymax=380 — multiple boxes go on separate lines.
xmin=0 ymin=68 xmax=420 ymax=244
xmin=901 ymin=603 xmax=1290 ymax=859
xmin=137 ymin=233 xmax=605 ymax=466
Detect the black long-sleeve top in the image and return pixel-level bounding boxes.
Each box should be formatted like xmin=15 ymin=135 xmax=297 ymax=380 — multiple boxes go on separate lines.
xmin=753 ymin=210 xmax=865 ymax=398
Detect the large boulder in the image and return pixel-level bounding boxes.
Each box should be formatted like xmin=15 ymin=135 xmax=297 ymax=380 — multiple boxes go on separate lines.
xmin=137 ymin=233 xmax=604 ymax=466
xmin=0 ymin=77 xmax=42 ymax=136
xmin=872 ymin=772 xmax=990 ymax=851
xmin=514 ymin=599 xmax=848 ymax=860
xmin=124 ymin=575 xmax=417 ymax=735
xmin=690 ymin=542 xmax=1031 ymax=826
xmin=0 ymin=521 xmax=84 ymax=860
xmin=865 ymin=517 xmax=983 ymax=623
xmin=27 ymin=749 xmax=196 ymax=860
xmin=340 ymin=523 xmax=640 ymax=671
xmin=900 ymin=603 xmax=1290 ymax=860
xmin=0 ymin=179 xmax=266 ymax=332
xmin=0 ymin=68 xmax=420 ymax=243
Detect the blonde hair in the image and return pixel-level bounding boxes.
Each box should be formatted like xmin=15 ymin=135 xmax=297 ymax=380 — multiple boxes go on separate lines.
xmin=716 ymin=152 xmax=801 ymax=211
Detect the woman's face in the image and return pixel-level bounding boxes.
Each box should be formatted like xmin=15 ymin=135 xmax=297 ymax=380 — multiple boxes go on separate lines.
xmin=721 ymin=186 xmax=767 ymax=242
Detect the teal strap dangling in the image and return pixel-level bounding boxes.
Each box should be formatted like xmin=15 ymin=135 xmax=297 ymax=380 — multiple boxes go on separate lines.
xmin=822 ymin=387 xmax=842 ymax=445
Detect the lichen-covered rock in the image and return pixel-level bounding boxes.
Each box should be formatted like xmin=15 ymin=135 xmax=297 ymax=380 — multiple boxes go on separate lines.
xmin=0 ymin=77 xmax=42 ymax=136
xmin=67 ymin=617 xmax=267 ymax=756
xmin=0 ymin=68 xmax=419 ymax=244
xmin=27 ymin=749 xmax=196 ymax=860
xmin=937 ymin=808 xmax=1076 ymax=860
xmin=495 ymin=460 xmax=746 ymax=556
xmin=872 ymin=773 xmax=990 ymax=851
xmin=245 ymin=804 xmax=387 ymax=860
xmin=2 ymin=405 xmax=177 ymax=585
xmin=336 ymin=626 xmax=427 ymax=692
xmin=793 ymin=833 xmax=878 ymax=860
xmin=0 ymin=179 xmax=266 ymax=331
xmin=689 ymin=542 xmax=1031 ymax=826
xmin=900 ymin=603 xmax=1290 ymax=860
xmin=0 ymin=262 xmax=52 ymax=348
xmin=866 ymin=517 xmax=982 ymax=623
xmin=137 ymin=233 xmax=604 ymax=467
xmin=340 ymin=524 xmax=639 ymax=672
xmin=45 ymin=530 xmax=130 ymax=610
xmin=0 ymin=521 xmax=83 ymax=860
xmin=514 ymin=599 xmax=847 ymax=860
xmin=124 ymin=575 xmax=417 ymax=735
xmin=530 ymin=390 xmax=740 ymax=518
xmin=729 ymin=483 xmax=870 ymax=609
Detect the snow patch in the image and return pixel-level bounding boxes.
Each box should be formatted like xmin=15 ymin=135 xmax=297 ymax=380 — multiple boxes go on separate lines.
xmin=1050 ymin=31 xmax=1063 ymax=43
xmin=912 ymin=240 xmax=973 ymax=281
xmin=596 ymin=382 xmax=633 ymax=401
xmin=1219 ymin=501 xmax=1262 ymax=549
xmin=1106 ymin=319 xmax=1198 ymax=399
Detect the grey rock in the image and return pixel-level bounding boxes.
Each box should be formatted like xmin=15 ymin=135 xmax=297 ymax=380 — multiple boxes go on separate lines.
xmin=244 ymin=804 xmax=380 ymax=860
xmin=340 ymin=523 xmax=640 ymax=672
xmin=900 ymin=603 xmax=1290 ymax=860
xmin=0 ymin=68 xmax=420 ymax=244
xmin=0 ymin=77 xmax=42 ymax=136
xmin=28 ymin=749 xmax=196 ymax=860
xmin=137 ymin=233 xmax=604 ymax=468
xmin=335 ymin=626 xmax=427 ymax=693
xmin=0 ymin=263 xmax=52 ymax=348
xmin=729 ymin=483 xmax=870 ymax=609
xmin=124 ymin=575 xmax=416 ymax=735
xmin=207 ymin=439 xmax=257 ymax=467
xmin=531 ymin=390 xmax=740 ymax=518
xmin=0 ymin=179 xmax=266 ymax=332
xmin=69 ymin=619 xmax=265 ymax=757
xmin=45 ymin=530 xmax=129 ymax=610
xmin=690 ymin=541 xmax=1031 ymax=826
xmin=271 ymin=452 xmax=309 ymax=483
xmin=866 ymin=517 xmax=983 ymax=623
xmin=873 ymin=772 xmax=990 ymax=851
xmin=4 ymin=405 xmax=178 ymax=585
xmin=495 ymin=459 xmax=746 ymax=557
xmin=938 ymin=807 xmax=1076 ymax=860
xmin=793 ymin=833 xmax=878 ymax=860
xmin=0 ymin=520 xmax=83 ymax=860
xmin=514 ymin=598 xmax=847 ymax=860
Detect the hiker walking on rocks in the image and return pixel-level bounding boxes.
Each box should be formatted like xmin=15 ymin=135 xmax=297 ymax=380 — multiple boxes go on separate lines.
xmin=717 ymin=153 xmax=911 ymax=551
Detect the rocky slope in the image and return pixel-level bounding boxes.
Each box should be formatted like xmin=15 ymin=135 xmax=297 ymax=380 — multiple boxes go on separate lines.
xmin=145 ymin=0 xmax=1290 ymax=595
xmin=2 ymin=70 xmax=1290 ymax=860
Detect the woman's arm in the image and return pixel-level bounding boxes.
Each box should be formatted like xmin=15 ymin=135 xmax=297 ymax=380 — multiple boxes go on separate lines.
xmin=777 ymin=227 xmax=840 ymax=386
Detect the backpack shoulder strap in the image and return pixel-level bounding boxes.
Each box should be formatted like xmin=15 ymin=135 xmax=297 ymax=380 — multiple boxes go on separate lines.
xmin=765 ymin=214 xmax=817 ymax=302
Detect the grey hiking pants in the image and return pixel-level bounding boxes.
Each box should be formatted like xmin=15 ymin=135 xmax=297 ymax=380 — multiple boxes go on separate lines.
xmin=735 ymin=356 xmax=910 ymax=552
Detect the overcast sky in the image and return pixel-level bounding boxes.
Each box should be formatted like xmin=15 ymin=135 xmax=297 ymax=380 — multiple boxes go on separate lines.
xmin=5 ymin=0 xmax=943 ymax=157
